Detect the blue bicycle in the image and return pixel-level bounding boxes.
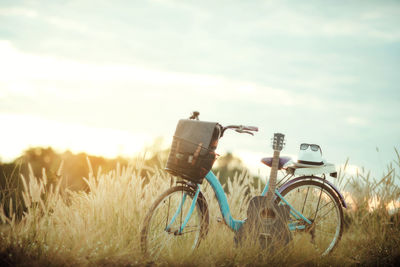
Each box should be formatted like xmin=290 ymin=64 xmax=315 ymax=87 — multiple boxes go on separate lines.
xmin=140 ymin=116 xmax=346 ymax=258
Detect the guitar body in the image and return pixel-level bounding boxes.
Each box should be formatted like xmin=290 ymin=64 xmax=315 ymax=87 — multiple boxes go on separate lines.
xmin=235 ymin=196 xmax=291 ymax=250
xmin=235 ymin=133 xmax=291 ymax=251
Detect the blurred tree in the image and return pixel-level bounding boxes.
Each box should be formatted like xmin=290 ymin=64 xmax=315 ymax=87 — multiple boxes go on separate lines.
xmin=213 ymin=152 xmax=245 ymax=192
xmin=0 ymin=144 xmax=263 ymax=218
xmin=0 ymin=147 xmax=130 ymax=218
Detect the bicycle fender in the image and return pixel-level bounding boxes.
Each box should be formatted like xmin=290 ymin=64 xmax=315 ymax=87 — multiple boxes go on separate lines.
xmin=175 ymin=181 xmax=208 ymax=204
xmin=176 ymin=180 xmax=201 ymax=193
xmin=278 ymin=176 xmax=347 ymax=209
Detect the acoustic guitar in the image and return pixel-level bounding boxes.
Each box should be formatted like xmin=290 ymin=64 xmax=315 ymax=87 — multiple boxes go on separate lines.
xmin=236 ymin=133 xmax=291 ymax=250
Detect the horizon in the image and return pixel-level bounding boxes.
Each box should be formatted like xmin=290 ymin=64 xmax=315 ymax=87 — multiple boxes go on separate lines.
xmin=0 ymin=142 xmax=376 ymax=182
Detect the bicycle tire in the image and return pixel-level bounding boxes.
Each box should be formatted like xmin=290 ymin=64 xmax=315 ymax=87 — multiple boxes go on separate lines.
xmin=277 ymin=180 xmax=344 ymax=256
xmin=140 ymin=185 xmax=209 ymax=259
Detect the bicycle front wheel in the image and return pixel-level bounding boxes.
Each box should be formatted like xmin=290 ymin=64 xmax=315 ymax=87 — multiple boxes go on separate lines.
xmin=140 ymin=185 xmax=209 ymax=259
xmin=278 ymin=180 xmax=344 ymax=256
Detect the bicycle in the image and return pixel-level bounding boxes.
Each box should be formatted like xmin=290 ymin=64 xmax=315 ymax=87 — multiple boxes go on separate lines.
xmin=140 ymin=113 xmax=347 ymax=258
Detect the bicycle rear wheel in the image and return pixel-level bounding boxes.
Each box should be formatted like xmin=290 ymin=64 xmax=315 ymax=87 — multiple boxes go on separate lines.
xmin=277 ymin=180 xmax=343 ymax=256
xmin=140 ymin=185 xmax=209 ymax=259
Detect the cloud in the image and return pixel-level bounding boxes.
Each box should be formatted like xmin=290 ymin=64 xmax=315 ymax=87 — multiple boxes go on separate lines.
xmin=0 ymin=7 xmax=37 ymax=18
xmin=346 ymin=116 xmax=369 ymax=126
xmin=0 ymin=40 xmax=317 ymax=107
xmin=149 ymin=0 xmax=400 ymax=41
xmin=1 ymin=0 xmax=398 ymax=104
xmin=266 ymin=8 xmax=400 ymax=41
xmin=42 ymin=16 xmax=91 ymax=35
xmin=0 ymin=39 xmax=395 ymax=129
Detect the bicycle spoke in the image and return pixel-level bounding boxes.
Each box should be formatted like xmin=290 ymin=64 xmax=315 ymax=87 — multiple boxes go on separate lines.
xmin=301 ymin=186 xmax=310 ymax=214
xmin=182 ymin=225 xmax=200 ymax=229
xmin=148 ymin=232 xmax=168 ymax=249
xmin=314 ymin=228 xmax=336 ymax=236
xmin=150 ymin=234 xmax=174 ymax=256
xmin=309 ymin=199 xmax=334 ymax=219
xmin=280 ymin=181 xmax=343 ymax=256
xmin=313 ymin=185 xmax=324 ymax=220
xmin=315 ymin=205 xmax=336 ymax=222
xmin=142 ymin=186 xmax=205 ymax=259
xmin=181 ymin=229 xmax=201 ymax=234
xmin=153 ymin=213 xmax=170 ymax=231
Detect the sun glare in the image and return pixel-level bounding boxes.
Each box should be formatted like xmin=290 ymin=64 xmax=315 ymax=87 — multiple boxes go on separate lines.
xmin=387 ymin=200 xmax=400 ymax=214
xmin=0 ymin=113 xmax=152 ymax=162
xmin=368 ymin=195 xmax=381 ymax=212
xmin=340 ymin=163 xmax=360 ymax=176
xmin=342 ymin=191 xmax=357 ymax=211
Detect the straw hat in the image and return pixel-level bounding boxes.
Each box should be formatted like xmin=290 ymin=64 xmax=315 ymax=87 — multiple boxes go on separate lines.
xmin=293 ymin=143 xmax=325 ymax=167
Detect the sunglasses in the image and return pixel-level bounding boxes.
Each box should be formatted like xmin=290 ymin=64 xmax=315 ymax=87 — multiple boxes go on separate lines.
xmin=300 ymin=143 xmax=321 ymax=152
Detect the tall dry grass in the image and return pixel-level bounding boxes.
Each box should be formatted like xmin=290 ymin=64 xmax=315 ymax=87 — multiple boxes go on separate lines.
xmin=0 ymin=150 xmax=399 ymax=266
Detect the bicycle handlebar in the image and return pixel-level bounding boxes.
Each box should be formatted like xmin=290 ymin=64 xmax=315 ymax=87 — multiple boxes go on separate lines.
xmin=187 ymin=111 xmax=258 ymax=137
xmin=222 ymin=125 xmax=259 ymax=136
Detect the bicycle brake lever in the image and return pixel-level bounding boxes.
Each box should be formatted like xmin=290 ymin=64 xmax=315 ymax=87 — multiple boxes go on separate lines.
xmin=243 ymin=130 xmax=254 ymax=135
xmin=235 ymin=129 xmax=254 ymax=135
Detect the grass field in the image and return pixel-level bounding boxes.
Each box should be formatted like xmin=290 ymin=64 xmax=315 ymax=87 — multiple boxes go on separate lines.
xmin=1 ymin=152 xmax=400 ymax=266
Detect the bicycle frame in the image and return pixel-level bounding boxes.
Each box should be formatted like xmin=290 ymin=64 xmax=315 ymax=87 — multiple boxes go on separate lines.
xmin=168 ymin=171 xmax=313 ymax=234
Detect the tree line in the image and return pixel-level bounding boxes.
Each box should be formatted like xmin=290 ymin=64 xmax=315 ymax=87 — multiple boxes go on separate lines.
xmin=0 ymin=146 xmax=258 ymax=219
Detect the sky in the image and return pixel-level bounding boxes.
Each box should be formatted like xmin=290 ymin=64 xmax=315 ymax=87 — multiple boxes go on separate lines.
xmin=0 ymin=0 xmax=399 ymax=178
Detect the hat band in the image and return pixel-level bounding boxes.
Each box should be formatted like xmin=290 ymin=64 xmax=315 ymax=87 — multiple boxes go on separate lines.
xmin=298 ymin=160 xmax=324 ymax=166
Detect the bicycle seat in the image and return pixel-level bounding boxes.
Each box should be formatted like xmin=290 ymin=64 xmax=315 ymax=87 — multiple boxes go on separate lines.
xmin=261 ymin=156 xmax=292 ymax=170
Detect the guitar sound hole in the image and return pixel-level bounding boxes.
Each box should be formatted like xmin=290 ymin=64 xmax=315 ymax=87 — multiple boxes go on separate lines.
xmin=260 ymin=208 xmax=276 ymax=219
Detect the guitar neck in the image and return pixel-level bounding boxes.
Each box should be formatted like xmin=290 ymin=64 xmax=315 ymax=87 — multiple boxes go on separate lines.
xmin=266 ymin=150 xmax=280 ymax=202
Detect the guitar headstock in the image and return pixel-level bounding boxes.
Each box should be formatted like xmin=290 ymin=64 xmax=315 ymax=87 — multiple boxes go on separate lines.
xmin=272 ymin=133 xmax=285 ymax=151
